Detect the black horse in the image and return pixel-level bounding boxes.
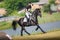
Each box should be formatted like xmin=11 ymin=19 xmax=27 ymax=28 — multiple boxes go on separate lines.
xmin=12 ymin=8 xmax=46 ymax=36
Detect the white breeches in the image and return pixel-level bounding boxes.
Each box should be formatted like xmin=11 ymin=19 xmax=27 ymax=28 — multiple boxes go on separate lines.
xmin=23 ymin=17 xmax=27 ymax=22
xmin=26 ymin=11 xmax=32 ymax=18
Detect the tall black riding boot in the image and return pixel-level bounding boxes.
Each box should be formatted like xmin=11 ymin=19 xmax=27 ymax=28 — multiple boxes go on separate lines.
xmin=27 ymin=18 xmax=30 ymax=25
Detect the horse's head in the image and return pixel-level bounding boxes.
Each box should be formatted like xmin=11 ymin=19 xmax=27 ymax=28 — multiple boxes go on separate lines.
xmin=35 ymin=8 xmax=42 ymax=17
xmin=31 ymin=8 xmax=42 ymax=22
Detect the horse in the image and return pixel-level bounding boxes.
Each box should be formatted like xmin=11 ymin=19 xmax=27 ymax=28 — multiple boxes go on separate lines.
xmin=0 ymin=32 xmax=12 ymax=40
xmin=12 ymin=8 xmax=46 ymax=36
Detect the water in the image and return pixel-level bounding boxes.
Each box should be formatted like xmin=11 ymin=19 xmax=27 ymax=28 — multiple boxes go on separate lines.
xmin=0 ymin=21 xmax=60 ymax=36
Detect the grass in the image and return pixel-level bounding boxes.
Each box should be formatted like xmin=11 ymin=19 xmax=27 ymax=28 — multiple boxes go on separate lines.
xmin=0 ymin=21 xmax=12 ymax=30
xmin=38 ymin=12 xmax=60 ymax=24
xmin=0 ymin=12 xmax=60 ymax=30
xmin=0 ymin=2 xmax=5 ymax=8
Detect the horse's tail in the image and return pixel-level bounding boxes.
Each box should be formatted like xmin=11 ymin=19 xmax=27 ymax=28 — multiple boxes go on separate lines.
xmin=12 ymin=20 xmax=17 ymax=30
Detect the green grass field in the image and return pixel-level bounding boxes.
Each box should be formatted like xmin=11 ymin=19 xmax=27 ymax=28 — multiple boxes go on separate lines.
xmin=0 ymin=12 xmax=60 ymax=30
xmin=0 ymin=21 xmax=12 ymax=30
xmin=38 ymin=12 xmax=60 ymax=24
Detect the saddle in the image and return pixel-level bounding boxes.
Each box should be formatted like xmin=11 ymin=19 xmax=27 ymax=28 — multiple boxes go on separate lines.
xmin=27 ymin=19 xmax=36 ymax=26
xmin=23 ymin=15 xmax=35 ymax=26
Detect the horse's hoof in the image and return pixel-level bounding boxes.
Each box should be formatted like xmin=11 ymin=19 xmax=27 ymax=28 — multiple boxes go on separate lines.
xmin=35 ymin=29 xmax=37 ymax=31
xmin=21 ymin=35 xmax=23 ymax=36
xmin=28 ymin=33 xmax=31 ymax=35
xmin=21 ymin=34 xmax=23 ymax=36
xmin=43 ymin=32 xmax=46 ymax=33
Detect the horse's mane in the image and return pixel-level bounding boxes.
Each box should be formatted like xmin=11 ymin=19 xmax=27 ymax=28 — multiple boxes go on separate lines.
xmin=32 ymin=9 xmax=38 ymax=15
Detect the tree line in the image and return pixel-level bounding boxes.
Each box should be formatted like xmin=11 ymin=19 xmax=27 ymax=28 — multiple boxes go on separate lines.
xmin=0 ymin=0 xmax=39 ymax=16
xmin=4 ymin=0 xmax=39 ymax=14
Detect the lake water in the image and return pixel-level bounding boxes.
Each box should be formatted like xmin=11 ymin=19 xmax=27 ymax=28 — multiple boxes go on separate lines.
xmin=0 ymin=21 xmax=60 ymax=36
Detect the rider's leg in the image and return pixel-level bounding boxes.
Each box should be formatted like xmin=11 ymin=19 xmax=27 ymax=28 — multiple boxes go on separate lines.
xmin=27 ymin=18 xmax=30 ymax=25
xmin=27 ymin=18 xmax=29 ymax=22
xmin=25 ymin=15 xmax=30 ymax=22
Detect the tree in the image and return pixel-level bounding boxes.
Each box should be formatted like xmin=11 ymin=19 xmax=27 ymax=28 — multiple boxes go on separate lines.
xmin=49 ymin=0 xmax=56 ymax=5
xmin=43 ymin=0 xmax=56 ymax=15
xmin=0 ymin=0 xmax=3 ymax=2
xmin=4 ymin=0 xmax=39 ymax=15
xmin=43 ymin=4 xmax=50 ymax=12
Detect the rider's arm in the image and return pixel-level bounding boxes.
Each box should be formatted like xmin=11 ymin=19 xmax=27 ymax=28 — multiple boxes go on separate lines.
xmin=29 ymin=12 xmax=32 ymax=16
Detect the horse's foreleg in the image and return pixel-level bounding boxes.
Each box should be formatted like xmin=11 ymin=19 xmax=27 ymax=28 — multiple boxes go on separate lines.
xmin=23 ymin=27 xmax=30 ymax=35
xmin=21 ymin=27 xmax=24 ymax=36
xmin=35 ymin=24 xmax=39 ymax=31
xmin=36 ymin=25 xmax=46 ymax=33
xmin=35 ymin=27 xmax=39 ymax=31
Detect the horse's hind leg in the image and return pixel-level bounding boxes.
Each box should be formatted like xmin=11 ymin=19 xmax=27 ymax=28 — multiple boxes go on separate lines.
xmin=36 ymin=25 xmax=46 ymax=33
xmin=23 ymin=27 xmax=30 ymax=35
xmin=21 ymin=27 xmax=24 ymax=36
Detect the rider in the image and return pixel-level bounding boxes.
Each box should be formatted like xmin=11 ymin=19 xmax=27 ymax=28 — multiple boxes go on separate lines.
xmin=23 ymin=9 xmax=32 ymax=23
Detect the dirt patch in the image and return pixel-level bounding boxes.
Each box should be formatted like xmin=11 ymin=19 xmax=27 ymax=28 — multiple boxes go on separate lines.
xmin=13 ymin=31 xmax=60 ymax=40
